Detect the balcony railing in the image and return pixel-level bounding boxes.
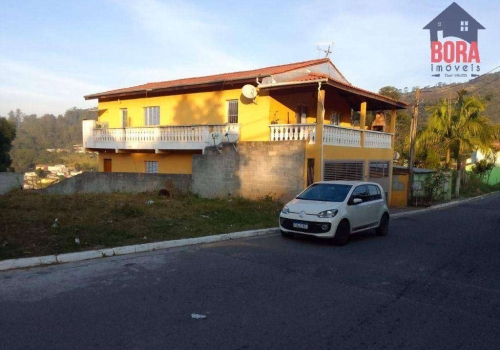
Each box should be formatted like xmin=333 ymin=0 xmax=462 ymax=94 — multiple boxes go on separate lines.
xmin=269 ymin=124 xmax=316 ymax=142
xmin=364 ymin=130 xmax=393 ymax=149
xmin=83 ymin=120 xmax=239 ymax=152
xmin=269 ymin=123 xmax=393 ymax=149
xmin=322 ymin=125 xmax=362 ymax=147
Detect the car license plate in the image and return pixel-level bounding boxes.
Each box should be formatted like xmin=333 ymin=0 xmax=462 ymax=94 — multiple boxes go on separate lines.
xmin=293 ymin=222 xmax=308 ymax=229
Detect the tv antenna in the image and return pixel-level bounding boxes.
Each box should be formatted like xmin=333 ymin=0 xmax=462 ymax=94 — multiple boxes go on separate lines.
xmin=315 ymin=42 xmax=333 ymax=58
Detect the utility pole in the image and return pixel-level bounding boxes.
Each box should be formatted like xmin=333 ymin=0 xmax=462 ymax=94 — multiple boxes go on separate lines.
xmin=408 ymin=88 xmax=420 ymax=205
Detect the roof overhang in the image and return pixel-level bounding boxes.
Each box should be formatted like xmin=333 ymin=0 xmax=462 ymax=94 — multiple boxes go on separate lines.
xmin=86 ymin=74 xmax=408 ymax=111
xmin=84 ymin=77 xmax=257 ymax=101
xmin=258 ymin=79 xmax=408 ymax=111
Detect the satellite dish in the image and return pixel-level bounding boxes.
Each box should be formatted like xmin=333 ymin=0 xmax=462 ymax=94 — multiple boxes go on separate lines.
xmin=241 ymin=84 xmax=258 ymax=99
xmin=206 ymin=131 xmax=223 ymax=147
xmin=224 ymin=129 xmax=239 ymax=143
xmin=393 ymin=151 xmax=400 ymax=161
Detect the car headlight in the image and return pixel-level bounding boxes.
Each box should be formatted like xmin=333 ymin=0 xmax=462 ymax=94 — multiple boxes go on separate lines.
xmin=282 ymin=206 xmax=290 ymax=214
xmin=317 ymin=209 xmax=338 ymax=218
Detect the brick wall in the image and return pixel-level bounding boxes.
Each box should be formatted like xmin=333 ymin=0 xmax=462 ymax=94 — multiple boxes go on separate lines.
xmin=42 ymin=172 xmax=191 ymax=195
xmin=192 ymin=141 xmax=306 ymax=201
xmin=0 ymin=173 xmax=23 ymax=195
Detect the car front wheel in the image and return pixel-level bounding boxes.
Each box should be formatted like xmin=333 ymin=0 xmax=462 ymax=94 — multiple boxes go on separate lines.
xmin=332 ymin=220 xmax=350 ymax=246
xmin=375 ymin=213 xmax=389 ymax=236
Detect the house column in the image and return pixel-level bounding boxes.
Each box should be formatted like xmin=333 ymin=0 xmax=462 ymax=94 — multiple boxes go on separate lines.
xmin=360 ymin=101 xmax=367 ymax=146
xmin=315 ymin=86 xmax=325 ymax=182
xmin=359 ymin=102 xmax=369 ymax=180
xmin=390 ymin=109 xmax=396 ymax=148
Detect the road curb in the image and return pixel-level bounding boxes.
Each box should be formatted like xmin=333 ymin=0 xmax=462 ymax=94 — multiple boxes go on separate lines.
xmin=391 ymin=191 xmax=499 ymax=218
xmin=0 ymin=228 xmax=278 ymax=272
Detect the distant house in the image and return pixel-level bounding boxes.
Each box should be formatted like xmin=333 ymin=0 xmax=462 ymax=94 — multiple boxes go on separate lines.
xmin=83 ymin=58 xmax=407 ymax=202
xmin=47 ymin=164 xmax=68 ymax=175
xmin=423 ymin=2 xmax=485 ymax=43
xmin=468 ymin=141 xmax=500 ymax=185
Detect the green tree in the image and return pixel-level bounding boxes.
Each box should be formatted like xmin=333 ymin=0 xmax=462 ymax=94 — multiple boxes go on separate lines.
xmin=8 ymin=107 xmax=97 ymax=171
xmin=0 ymin=117 xmax=16 ymax=171
xmin=378 ymin=86 xmax=402 ymax=100
xmin=471 ymin=159 xmax=495 ymax=181
xmin=418 ymin=90 xmax=497 ymax=197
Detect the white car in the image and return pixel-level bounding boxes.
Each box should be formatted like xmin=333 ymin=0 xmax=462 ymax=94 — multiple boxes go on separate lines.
xmin=279 ymin=181 xmax=390 ymax=246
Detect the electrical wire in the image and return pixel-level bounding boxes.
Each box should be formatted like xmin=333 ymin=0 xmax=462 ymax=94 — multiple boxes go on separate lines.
xmin=433 ymin=65 xmax=500 ymax=95
xmin=470 ymin=73 xmax=500 ymax=94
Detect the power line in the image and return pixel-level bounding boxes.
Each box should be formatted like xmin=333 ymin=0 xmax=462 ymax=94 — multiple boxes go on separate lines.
xmin=434 ymin=65 xmax=500 ymax=95
xmin=470 ymin=73 xmax=500 ymax=94
xmin=485 ymin=99 xmax=500 ymax=110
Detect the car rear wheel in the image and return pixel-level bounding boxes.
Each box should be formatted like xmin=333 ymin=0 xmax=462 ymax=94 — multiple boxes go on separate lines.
xmin=375 ymin=213 xmax=389 ymax=236
xmin=332 ymin=220 xmax=350 ymax=246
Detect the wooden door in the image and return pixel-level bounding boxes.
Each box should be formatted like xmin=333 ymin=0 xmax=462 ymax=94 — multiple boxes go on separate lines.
xmin=104 ymin=159 xmax=112 ymax=172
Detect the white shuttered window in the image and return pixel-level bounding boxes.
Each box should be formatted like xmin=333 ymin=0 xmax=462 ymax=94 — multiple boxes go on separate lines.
xmin=144 ymin=106 xmax=160 ymax=126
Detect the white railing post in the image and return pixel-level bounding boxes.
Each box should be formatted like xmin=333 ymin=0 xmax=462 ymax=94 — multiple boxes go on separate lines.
xmin=364 ymin=130 xmax=393 ymax=148
xmin=269 ymin=124 xmax=316 ymax=143
xmin=322 ymin=125 xmax=362 ymax=147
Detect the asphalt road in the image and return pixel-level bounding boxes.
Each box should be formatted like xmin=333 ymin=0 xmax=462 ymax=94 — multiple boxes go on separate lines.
xmin=1 ymin=194 xmax=500 ymax=350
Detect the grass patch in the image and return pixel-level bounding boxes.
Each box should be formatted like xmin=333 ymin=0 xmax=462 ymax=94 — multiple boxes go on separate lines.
xmin=0 ymin=190 xmax=283 ymax=260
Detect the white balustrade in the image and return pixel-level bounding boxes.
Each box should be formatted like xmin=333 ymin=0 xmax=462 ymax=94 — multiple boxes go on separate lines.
xmin=94 ymin=128 xmax=126 ymax=143
xmin=322 ymin=125 xmax=362 ymax=147
xmin=364 ymin=130 xmax=393 ymax=148
xmin=269 ymin=124 xmax=316 ymax=142
xmin=89 ymin=124 xmax=240 ymax=151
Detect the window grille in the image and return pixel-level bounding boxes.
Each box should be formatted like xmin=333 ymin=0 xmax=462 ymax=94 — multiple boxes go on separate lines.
xmin=227 ymin=100 xmax=238 ymax=123
xmin=369 ymin=161 xmax=390 ymax=178
xmin=323 ymin=161 xmax=364 ymax=181
xmin=145 ymin=161 xmax=158 ymax=173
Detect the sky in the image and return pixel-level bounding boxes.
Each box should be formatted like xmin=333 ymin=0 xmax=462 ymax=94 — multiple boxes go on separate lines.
xmin=0 ymin=0 xmax=498 ymax=117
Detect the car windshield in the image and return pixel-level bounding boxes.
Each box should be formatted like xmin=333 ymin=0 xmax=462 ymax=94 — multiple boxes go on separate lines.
xmin=297 ymin=184 xmax=352 ymax=202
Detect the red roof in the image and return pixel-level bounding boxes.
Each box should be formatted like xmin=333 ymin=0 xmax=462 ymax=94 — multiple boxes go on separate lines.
xmin=84 ymin=58 xmax=407 ymax=109
xmin=85 ymin=58 xmax=332 ymax=100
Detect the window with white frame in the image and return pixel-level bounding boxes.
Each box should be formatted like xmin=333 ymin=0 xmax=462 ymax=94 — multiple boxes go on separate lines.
xmin=120 ymin=108 xmax=128 ymax=127
xmin=144 ymin=106 xmax=160 ymax=126
xmin=227 ymin=100 xmax=238 ymax=123
xmin=145 ymin=161 xmax=158 ymax=173
xmin=461 ymin=21 xmax=468 ymax=31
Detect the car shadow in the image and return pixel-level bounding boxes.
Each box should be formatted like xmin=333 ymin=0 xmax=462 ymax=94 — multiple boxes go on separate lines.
xmin=287 ymin=229 xmax=378 ymax=246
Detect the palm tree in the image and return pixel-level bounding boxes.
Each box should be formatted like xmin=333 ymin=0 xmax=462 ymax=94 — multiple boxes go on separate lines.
xmin=418 ymin=90 xmax=497 ymax=197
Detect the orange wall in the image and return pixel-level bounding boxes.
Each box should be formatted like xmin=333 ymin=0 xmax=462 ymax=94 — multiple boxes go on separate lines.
xmin=98 ymin=152 xmax=194 ymax=174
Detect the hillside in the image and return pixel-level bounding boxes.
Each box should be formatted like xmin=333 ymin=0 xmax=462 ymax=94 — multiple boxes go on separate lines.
xmin=4 ymin=107 xmax=98 ymax=172
xmin=399 ymin=71 xmax=500 ymax=126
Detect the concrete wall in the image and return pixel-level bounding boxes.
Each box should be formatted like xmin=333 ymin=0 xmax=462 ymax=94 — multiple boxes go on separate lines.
xmin=192 ymin=141 xmax=306 ymax=202
xmin=0 ymin=173 xmax=23 ymax=195
xmin=42 ymin=172 xmax=191 ymax=195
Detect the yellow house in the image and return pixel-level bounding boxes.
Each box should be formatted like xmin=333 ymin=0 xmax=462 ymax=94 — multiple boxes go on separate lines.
xmin=83 ymin=58 xmax=407 ymax=202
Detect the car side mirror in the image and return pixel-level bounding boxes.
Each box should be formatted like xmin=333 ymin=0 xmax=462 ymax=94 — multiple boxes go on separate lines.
xmin=352 ymin=198 xmax=362 ymax=205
